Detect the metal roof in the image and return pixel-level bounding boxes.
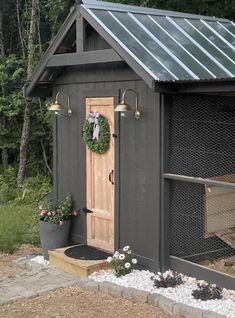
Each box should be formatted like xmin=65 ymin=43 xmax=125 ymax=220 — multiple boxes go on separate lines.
xmin=82 ymin=0 xmax=235 ymax=82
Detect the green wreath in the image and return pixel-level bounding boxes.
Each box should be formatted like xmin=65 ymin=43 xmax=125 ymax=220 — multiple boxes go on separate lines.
xmin=82 ymin=113 xmax=110 ymax=154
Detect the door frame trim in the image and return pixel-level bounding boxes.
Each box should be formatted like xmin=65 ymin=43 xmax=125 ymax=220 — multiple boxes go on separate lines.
xmin=82 ymin=89 xmax=120 ymax=251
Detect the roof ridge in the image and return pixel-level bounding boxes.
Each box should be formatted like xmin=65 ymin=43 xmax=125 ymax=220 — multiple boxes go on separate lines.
xmin=82 ymin=0 xmax=230 ymax=22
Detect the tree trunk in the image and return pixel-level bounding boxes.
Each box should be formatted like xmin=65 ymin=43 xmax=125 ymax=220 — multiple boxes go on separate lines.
xmin=0 ymin=5 xmax=8 ymax=168
xmin=16 ymin=0 xmax=26 ymax=58
xmin=17 ymin=0 xmax=40 ymax=187
xmin=17 ymin=101 xmax=31 ymax=186
xmin=2 ymin=148 xmax=8 ymax=169
xmin=0 ymin=5 xmax=4 ymax=56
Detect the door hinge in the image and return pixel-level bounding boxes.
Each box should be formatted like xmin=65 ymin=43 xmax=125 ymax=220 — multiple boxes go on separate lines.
xmin=83 ymin=207 xmax=93 ymax=213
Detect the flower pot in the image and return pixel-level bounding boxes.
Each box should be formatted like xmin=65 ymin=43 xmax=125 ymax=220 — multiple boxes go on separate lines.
xmin=39 ymin=219 xmax=71 ymax=260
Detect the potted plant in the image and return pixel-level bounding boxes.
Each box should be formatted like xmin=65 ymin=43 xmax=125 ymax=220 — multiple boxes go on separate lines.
xmin=38 ymin=193 xmax=79 ymax=260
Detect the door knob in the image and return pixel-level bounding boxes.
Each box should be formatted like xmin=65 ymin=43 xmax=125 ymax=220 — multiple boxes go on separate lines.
xmin=108 ymin=170 xmax=114 ymax=185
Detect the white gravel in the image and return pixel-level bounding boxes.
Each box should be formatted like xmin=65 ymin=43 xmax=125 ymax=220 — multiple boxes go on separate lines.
xmin=90 ymin=269 xmax=235 ymax=318
xmin=30 ymin=255 xmax=49 ymax=266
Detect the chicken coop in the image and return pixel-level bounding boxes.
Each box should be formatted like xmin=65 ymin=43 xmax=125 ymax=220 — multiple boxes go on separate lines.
xmin=25 ymin=0 xmax=235 ymax=288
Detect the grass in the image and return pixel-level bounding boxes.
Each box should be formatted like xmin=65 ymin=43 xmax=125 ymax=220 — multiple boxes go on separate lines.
xmin=0 ymin=202 xmax=40 ymax=254
xmin=0 ymin=170 xmax=51 ymax=254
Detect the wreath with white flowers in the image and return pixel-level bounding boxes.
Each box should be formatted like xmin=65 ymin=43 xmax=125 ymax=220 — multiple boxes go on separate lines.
xmin=82 ymin=112 xmax=110 ymax=154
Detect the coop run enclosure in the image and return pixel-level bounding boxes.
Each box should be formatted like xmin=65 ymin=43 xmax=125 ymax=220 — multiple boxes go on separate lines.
xmin=167 ymin=94 xmax=235 ymax=264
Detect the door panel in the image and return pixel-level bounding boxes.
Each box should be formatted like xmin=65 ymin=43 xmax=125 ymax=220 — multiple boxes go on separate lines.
xmin=86 ymin=97 xmax=115 ymax=252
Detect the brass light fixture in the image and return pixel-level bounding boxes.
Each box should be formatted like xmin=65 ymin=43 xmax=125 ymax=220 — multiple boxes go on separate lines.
xmin=115 ymin=88 xmax=140 ymax=119
xmin=49 ymin=91 xmax=72 ymax=116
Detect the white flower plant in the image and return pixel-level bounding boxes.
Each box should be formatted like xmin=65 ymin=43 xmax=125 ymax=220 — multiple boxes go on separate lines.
xmin=107 ymin=245 xmax=137 ymax=277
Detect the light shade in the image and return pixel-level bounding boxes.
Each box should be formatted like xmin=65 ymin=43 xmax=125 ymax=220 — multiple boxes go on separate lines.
xmin=48 ymin=91 xmax=72 ymax=116
xmin=114 ymin=101 xmax=132 ymax=112
xmin=115 ymin=88 xmax=141 ymax=119
xmin=48 ymin=101 xmax=63 ymax=112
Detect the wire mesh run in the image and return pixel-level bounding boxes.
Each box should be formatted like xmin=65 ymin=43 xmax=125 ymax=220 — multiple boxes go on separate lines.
xmin=168 ymin=94 xmax=235 ymax=263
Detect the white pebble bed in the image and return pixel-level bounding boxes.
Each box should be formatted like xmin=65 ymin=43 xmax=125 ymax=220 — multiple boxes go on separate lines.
xmin=90 ymin=269 xmax=235 ymax=318
xmin=30 ymin=255 xmax=49 ymax=266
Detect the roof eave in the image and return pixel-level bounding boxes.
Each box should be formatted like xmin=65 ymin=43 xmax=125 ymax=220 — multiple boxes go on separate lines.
xmin=25 ymin=5 xmax=80 ymax=98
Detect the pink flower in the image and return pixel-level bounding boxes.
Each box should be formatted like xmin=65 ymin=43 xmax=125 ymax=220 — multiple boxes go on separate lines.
xmin=47 ymin=211 xmax=52 ymax=216
xmin=40 ymin=211 xmax=45 ymax=216
xmin=52 ymin=211 xmax=56 ymax=216
xmin=38 ymin=205 xmax=43 ymax=210
xmin=59 ymin=220 xmax=64 ymax=225
xmin=72 ymin=210 xmax=78 ymax=216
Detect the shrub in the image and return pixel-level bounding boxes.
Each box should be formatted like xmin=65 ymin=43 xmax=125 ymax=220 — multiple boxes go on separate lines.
xmin=151 ymin=270 xmax=184 ymax=288
xmin=0 ymin=166 xmax=17 ymax=203
xmin=16 ymin=175 xmax=52 ymax=204
xmin=38 ymin=193 xmax=79 ymax=224
xmin=192 ymin=282 xmax=223 ymax=301
xmin=107 ymin=245 xmax=137 ymax=277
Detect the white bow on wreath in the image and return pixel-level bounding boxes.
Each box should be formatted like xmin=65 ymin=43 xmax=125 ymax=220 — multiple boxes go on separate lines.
xmin=87 ymin=112 xmax=100 ymax=140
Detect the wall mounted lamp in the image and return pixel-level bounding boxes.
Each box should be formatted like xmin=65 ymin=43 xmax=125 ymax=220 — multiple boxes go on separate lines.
xmin=49 ymin=91 xmax=72 ymax=116
xmin=115 ymin=88 xmax=140 ymax=119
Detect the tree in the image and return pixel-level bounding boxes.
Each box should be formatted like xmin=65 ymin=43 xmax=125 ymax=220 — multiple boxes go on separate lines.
xmin=17 ymin=0 xmax=41 ymax=187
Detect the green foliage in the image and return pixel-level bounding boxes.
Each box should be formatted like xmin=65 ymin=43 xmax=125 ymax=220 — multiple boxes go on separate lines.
xmin=0 ymin=167 xmax=17 ymax=203
xmin=0 ymin=167 xmax=51 ymax=205
xmin=107 ymin=0 xmax=235 ymax=20
xmin=107 ymin=246 xmax=137 ymax=277
xmin=38 ymin=193 xmax=79 ymax=224
xmin=83 ymin=114 xmax=110 ymax=154
xmin=0 ymin=203 xmax=40 ymax=254
xmin=0 ymin=168 xmax=52 ymax=253
xmin=17 ymin=175 xmax=52 ymax=204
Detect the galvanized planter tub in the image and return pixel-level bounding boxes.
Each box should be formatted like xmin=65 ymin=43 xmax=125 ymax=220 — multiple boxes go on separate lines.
xmin=39 ymin=219 xmax=71 ymax=260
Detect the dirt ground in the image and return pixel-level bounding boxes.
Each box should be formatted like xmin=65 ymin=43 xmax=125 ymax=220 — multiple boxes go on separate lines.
xmin=0 ymin=245 xmax=180 ymax=318
xmin=0 ymin=244 xmax=42 ymax=279
xmin=200 ymin=255 xmax=235 ymax=277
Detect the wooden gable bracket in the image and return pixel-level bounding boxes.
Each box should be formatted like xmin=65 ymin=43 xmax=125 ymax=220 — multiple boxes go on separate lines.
xmin=47 ymin=49 xmax=123 ymax=68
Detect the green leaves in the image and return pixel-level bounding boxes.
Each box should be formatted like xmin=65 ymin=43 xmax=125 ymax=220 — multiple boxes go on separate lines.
xmin=83 ymin=114 xmax=110 ymax=154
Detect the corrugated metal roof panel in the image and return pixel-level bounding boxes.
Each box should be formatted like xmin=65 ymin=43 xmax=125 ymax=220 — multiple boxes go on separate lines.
xmin=82 ymin=0 xmax=235 ymax=83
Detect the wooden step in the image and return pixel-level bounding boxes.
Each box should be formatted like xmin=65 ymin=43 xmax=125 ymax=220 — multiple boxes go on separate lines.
xmin=215 ymin=227 xmax=235 ymax=250
xmin=48 ymin=245 xmax=110 ymax=277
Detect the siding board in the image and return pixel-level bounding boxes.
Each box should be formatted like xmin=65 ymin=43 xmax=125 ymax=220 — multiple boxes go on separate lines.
xmin=53 ymin=66 xmax=160 ymax=270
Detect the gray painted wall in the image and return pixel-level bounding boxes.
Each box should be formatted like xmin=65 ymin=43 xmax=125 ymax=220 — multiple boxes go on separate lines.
xmin=53 ymin=64 xmax=161 ymax=269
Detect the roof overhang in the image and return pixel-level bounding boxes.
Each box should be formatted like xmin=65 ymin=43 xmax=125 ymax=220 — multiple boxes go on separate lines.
xmin=25 ymin=0 xmax=235 ymax=98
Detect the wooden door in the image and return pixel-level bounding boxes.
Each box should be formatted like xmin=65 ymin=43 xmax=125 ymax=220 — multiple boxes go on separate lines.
xmin=86 ymin=97 xmax=115 ymax=252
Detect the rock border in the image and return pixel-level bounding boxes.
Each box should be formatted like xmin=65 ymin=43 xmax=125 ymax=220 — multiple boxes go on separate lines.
xmin=12 ymin=257 xmax=226 ymax=317
xmin=82 ymin=279 xmax=227 ymax=318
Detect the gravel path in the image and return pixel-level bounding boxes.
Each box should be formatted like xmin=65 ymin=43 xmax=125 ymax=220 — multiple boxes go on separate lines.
xmin=0 ymin=285 xmax=180 ymax=318
xmin=0 ymin=245 xmax=180 ymax=318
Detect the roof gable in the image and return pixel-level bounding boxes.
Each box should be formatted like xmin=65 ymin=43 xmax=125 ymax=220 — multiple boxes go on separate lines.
xmin=26 ymin=0 xmax=235 ymax=97
xmin=82 ymin=0 xmax=235 ymax=83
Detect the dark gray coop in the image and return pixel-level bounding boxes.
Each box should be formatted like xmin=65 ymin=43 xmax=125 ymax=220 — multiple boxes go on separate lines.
xmin=25 ymin=0 xmax=235 ymax=288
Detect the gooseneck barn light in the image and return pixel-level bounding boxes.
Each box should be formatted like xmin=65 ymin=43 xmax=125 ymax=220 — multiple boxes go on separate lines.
xmin=49 ymin=91 xmax=72 ymax=116
xmin=115 ymin=88 xmax=140 ymax=119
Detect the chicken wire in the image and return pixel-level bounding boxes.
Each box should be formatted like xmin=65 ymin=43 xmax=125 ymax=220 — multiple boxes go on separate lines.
xmin=168 ymin=94 xmax=235 ymax=262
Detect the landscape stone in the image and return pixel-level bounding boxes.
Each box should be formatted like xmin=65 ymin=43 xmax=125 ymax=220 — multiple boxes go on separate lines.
xmin=158 ymin=294 xmax=176 ymax=313
xmin=147 ymin=293 xmax=160 ymax=307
